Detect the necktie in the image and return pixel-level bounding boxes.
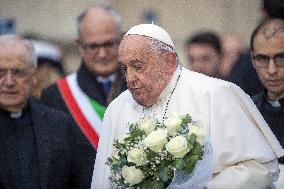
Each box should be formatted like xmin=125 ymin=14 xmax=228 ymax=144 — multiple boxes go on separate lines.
xmin=102 ymin=81 xmax=111 ymax=95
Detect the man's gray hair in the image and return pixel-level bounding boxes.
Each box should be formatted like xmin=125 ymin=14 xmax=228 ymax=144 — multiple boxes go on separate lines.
xmin=146 ymin=36 xmax=179 ymax=65
xmin=0 ymin=35 xmax=37 ymax=67
xmin=76 ymin=5 xmax=122 ymax=37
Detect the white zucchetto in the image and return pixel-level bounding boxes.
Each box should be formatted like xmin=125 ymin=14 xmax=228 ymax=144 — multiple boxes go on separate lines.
xmin=125 ymin=24 xmax=174 ymax=48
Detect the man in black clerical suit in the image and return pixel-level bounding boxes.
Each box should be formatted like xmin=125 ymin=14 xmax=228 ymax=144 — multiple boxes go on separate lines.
xmin=250 ymin=18 xmax=284 ymax=188
xmin=0 ymin=35 xmax=96 ymax=188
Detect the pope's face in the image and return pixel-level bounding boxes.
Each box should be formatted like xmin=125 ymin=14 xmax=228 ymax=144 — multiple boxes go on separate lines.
xmin=119 ymin=35 xmax=174 ymax=107
xmin=0 ymin=44 xmax=34 ymax=112
xmin=252 ymin=32 xmax=284 ymax=100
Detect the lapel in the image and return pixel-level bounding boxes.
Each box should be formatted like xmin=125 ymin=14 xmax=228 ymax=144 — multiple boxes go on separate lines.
xmin=29 ymin=98 xmax=53 ymax=189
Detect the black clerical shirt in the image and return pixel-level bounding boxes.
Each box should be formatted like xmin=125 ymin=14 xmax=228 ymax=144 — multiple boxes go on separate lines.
xmin=0 ymin=105 xmax=40 ymax=189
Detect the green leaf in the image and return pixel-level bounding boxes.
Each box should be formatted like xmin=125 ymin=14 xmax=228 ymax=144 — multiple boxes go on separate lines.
xmin=159 ymin=166 xmax=171 ymax=182
xmin=111 ymin=163 xmax=121 ymax=171
xmin=181 ymin=114 xmax=191 ymax=125
xmin=120 ymin=157 xmax=128 ymax=166
xmin=174 ymin=159 xmax=185 ymax=170
xmin=129 ymin=123 xmax=137 ymax=132
xmin=184 ymin=154 xmax=200 ymax=173
xmin=192 ymin=143 xmax=202 ymax=155
xmin=147 ymin=150 xmax=158 ymax=160
xmin=141 ymin=179 xmax=165 ymax=189
xmin=187 ymin=142 xmax=193 ymax=151
xmin=106 ymin=157 xmax=113 ymax=165
xmin=188 ymin=133 xmax=197 ymax=144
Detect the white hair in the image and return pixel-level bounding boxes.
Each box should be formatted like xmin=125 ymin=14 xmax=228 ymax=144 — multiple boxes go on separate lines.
xmin=146 ymin=36 xmax=179 ymax=65
xmin=0 ymin=34 xmax=37 ymax=67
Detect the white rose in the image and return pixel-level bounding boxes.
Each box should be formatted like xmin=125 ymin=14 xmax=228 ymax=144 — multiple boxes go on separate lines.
xmin=188 ymin=123 xmax=206 ymax=145
xmin=144 ymin=129 xmax=168 ymax=152
xmin=164 ymin=113 xmax=182 ymax=136
xmin=127 ymin=148 xmax=148 ymax=166
xmin=166 ymin=135 xmax=189 ymax=158
xmin=138 ymin=117 xmax=157 ymax=135
xmin=122 ymin=166 xmax=145 ymax=186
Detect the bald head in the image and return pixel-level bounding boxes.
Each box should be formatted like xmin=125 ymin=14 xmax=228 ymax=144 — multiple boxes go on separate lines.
xmin=76 ymin=5 xmax=122 ymax=77
xmin=77 ymin=5 xmax=121 ymax=37
xmin=251 ymin=18 xmax=284 ymax=52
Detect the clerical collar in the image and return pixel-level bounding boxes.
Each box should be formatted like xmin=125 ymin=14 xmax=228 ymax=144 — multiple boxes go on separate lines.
xmin=0 ymin=103 xmax=29 ymax=119
xmin=10 ymin=111 xmax=22 ymax=119
xmin=268 ymin=100 xmax=281 ymax=108
xmin=263 ymin=90 xmax=284 ymax=108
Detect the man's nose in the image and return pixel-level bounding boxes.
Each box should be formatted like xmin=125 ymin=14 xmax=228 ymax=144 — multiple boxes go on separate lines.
xmin=126 ymin=70 xmax=136 ymax=84
xmin=267 ymin=59 xmax=278 ymax=75
xmin=97 ymin=47 xmax=107 ymax=58
xmin=3 ymin=71 xmax=16 ymax=86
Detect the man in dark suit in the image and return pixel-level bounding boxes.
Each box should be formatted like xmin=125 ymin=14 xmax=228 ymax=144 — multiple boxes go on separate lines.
xmin=251 ymin=18 xmax=284 ymax=188
xmin=41 ymin=5 xmax=126 ymax=149
xmin=0 ymin=35 xmax=96 ymax=188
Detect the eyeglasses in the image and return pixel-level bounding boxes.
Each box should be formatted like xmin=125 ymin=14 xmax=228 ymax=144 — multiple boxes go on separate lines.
xmin=252 ymin=52 xmax=284 ymax=67
xmin=0 ymin=67 xmax=34 ymax=80
xmin=80 ymin=39 xmax=119 ymax=54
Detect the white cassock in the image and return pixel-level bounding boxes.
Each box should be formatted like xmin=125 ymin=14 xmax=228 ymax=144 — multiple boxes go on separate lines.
xmin=91 ymin=65 xmax=284 ymax=189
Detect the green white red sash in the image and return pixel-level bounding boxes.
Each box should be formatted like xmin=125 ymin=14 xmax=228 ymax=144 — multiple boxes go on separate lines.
xmin=58 ymin=73 xmax=106 ymax=149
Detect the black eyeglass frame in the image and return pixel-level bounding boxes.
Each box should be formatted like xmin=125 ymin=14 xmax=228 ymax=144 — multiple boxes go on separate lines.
xmin=80 ymin=38 xmax=120 ymax=53
xmin=252 ymin=52 xmax=284 ymax=68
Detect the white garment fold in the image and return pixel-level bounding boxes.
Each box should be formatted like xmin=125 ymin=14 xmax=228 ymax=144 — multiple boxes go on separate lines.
xmin=91 ymin=67 xmax=284 ymax=189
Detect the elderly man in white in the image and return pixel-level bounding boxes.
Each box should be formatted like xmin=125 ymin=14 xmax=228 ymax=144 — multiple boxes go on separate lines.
xmin=91 ymin=24 xmax=284 ymax=189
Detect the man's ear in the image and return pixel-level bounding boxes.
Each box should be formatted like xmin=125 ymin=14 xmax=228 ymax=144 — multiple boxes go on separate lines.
xmin=165 ymin=52 xmax=177 ymax=73
xmin=75 ymin=38 xmax=80 ymax=47
xmin=250 ymin=51 xmax=256 ymax=69
xmin=31 ymin=69 xmax=38 ymax=87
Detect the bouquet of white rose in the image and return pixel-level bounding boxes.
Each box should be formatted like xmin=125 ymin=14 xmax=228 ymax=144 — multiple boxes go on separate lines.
xmin=106 ymin=113 xmax=211 ymax=189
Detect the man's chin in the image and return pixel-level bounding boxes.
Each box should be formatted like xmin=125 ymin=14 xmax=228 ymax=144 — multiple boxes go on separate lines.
xmin=0 ymin=103 xmax=24 ymax=112
xmin=93 ymin=69 xmax=117 ymax=77
xmin=88 ymin=63 xmax=119 ymax=77
xmin=132 ymin=95 xmax=145 ymax=106
xmin=131 ymin=94 xmax=155 ymax=107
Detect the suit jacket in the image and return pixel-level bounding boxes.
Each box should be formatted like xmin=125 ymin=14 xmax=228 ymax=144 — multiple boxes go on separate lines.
xmin=0 ymin=98 xmax=96 ymax=189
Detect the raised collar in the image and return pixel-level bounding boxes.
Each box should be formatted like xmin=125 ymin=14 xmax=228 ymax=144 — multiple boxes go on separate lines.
xmin=0 ymin=102 xmax=30 ymax=120
xmin=76 ymin=63 xmax=107 ymax=105
xmin=262 ymin=90 xmax=284 ymax=108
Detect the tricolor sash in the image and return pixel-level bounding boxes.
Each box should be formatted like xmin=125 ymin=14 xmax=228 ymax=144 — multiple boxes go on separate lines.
xmin=58 ymin=73 xmax=106 ymax=149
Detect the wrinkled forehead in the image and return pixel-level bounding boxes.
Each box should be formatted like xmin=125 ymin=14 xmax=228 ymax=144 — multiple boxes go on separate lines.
xmin=0 ymin=42 xmax=30 ymax=65
xmin=255 ymin=30 xmax=284 ymax=44
xmin=120 ymin=35 xmax=149 ymax=49
xmin=118 ymin=35 xmax=151 ymax=59
xmin=256 ymin=20 xmax=284 ymax=42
